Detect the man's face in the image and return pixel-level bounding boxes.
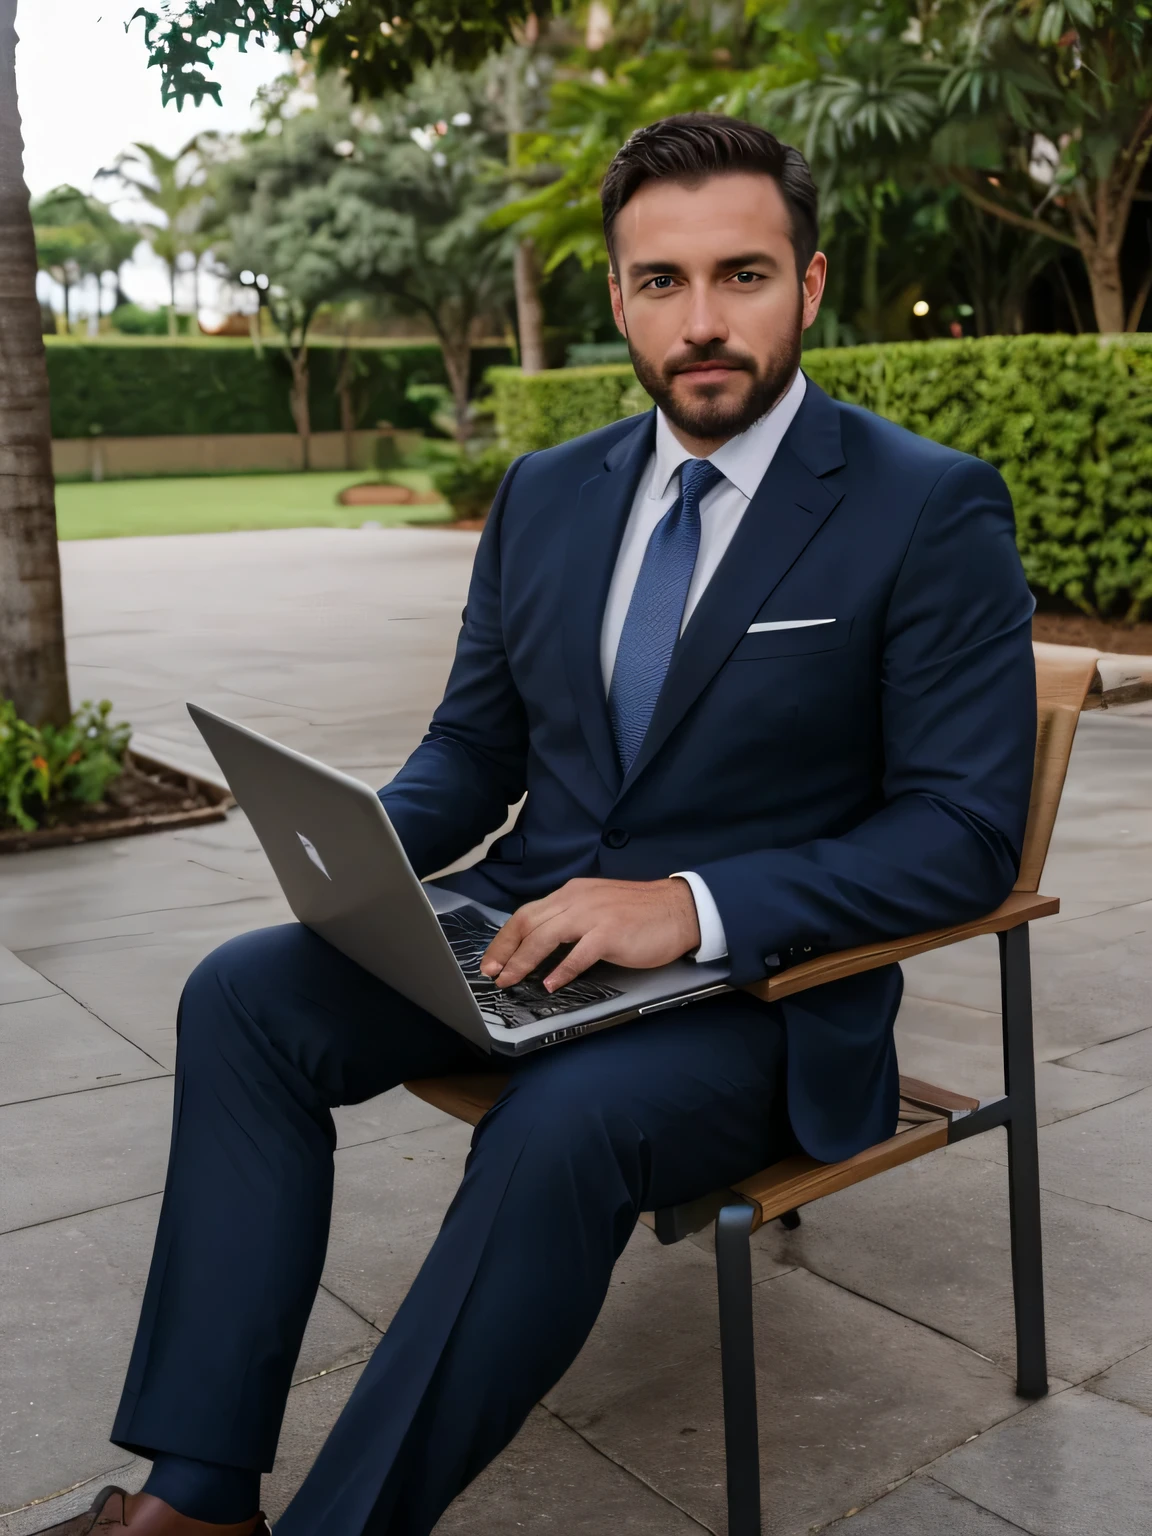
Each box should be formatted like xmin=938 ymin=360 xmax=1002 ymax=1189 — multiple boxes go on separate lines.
xmin=608 ymin=172 xmax=826 ymax=447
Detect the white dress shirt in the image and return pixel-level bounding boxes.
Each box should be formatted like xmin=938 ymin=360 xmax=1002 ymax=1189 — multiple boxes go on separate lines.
xmin=599 ymin=368 xmax=808 ymax=962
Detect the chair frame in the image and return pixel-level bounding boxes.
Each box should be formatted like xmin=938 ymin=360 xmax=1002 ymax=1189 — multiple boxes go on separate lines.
xmin=406 ymin=642 xmax=1131 ymax=1536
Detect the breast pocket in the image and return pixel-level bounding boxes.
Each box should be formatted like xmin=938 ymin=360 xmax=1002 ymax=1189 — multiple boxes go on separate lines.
xmin=729 ymin=617 xmax=853 ymax=662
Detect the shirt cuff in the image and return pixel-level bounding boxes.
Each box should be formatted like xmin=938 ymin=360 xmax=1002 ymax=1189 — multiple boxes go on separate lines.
xmin=670 ymin=871 xmax=729 ymax=963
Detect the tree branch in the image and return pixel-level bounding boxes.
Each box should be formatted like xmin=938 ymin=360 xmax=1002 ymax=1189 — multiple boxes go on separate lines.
xmin=1127 ymin=263 xmax=1152 ymax=333
xmin=1117 ymin=99 xmax=1152 ymax=227
xmin=951 ymin=177 xmax=1080 ymax=249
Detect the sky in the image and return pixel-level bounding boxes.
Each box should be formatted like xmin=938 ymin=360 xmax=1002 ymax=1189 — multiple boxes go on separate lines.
xmin=16 ymin=0 xmax=286 ymax=316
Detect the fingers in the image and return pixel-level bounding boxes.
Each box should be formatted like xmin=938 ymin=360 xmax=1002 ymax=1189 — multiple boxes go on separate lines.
xmin=483 ymin=909 xmax=574 ymax=988
xmin=479 ymin=903 xmax=538 ymax=977
xmin=542 ymin=931 xmax=605 ymax=991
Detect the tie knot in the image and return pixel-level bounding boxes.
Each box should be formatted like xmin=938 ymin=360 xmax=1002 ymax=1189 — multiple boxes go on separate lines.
xmin=680 ymin=457 xmax=724 ymax=507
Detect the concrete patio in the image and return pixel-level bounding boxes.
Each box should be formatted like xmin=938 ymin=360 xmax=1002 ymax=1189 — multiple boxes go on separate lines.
xmin=2 ymin=525 xmax=1152 ymax=1535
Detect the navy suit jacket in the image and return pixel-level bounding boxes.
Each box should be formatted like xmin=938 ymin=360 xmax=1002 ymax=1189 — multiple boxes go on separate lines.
xmin=380 ymin=377 xmax=1037 ymax=1162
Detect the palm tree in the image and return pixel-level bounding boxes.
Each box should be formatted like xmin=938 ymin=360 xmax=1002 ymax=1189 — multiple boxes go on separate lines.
xmin=32 ymin=185 xmax=139 ymax=330
xmin=0 ymin=0 xmax=71 ymax=726
xmin=748 ymin=41 xmax=943 ymax=341
xmin=99 ymin=137 xmax=213 ymax=334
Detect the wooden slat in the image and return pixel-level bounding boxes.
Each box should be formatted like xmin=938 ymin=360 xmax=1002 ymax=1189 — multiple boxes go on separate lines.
xmin=898 ymin=1076 xmax=979 ymax=1115
xmin=1032 ymin=642 xmax=1102 ymax=710
xmin=405 ymin=1072 xmax=508 ymax=1127
xmin=733 ymin=1119 xmax=950 ymax=1228
xmin=743 ymin=890 xmax=1058 ymax=1006
xmin=1015 ymin=704 xmax=1081 ymax=893
xmin=1086 ymin=652 xmax=1152 ymax=711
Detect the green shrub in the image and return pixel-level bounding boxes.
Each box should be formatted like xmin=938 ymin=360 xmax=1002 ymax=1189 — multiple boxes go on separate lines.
xmin=45 ymin=339 xmax=512 ymax=440
xmin=490 ymin=336 xmax=1152 ymax=621
xmin=0 ymin=699 xmax=131 ymax=831
xmin=110 ymin=303 xmax=170 ymax=336
xmin=430 ymin=445 xmax=514 ymax=521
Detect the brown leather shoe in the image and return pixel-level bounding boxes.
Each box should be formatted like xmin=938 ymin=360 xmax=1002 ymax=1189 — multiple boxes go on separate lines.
xmin=33 ymin=1486 xmax=269 ymax=1535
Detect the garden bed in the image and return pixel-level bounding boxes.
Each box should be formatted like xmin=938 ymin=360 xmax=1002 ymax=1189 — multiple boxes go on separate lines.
xmin=1032 ymin=614 xmax=1152 ymax=655
xmin=0 ymin=749 xmax=232 ymax=853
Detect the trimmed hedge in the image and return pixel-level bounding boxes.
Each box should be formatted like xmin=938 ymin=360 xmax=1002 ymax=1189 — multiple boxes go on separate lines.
xmin=490 ymin=336 xmax=1152 ymax=620
xmin=45 ymin=338 xmax=512 ymax=440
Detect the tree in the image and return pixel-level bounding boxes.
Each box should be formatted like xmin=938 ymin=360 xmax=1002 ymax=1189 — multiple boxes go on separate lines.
xmin=220 ymin=68 xmax=515 ymax=443
xmin=927 ymin=0 xmax=1152 ymax=334
xmin=31 ymin=185 xmax=139 ymax=329
xmin=130 ymin=1 xmax=557 ymax=359
xmin=0 ymin=0 xmax=70 ymax=726
xmin=99 ymin=137 xmax=215 ymax=334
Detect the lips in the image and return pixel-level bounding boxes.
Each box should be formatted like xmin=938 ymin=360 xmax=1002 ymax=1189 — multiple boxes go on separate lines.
xmin=675 ymin=364 xmax=740 ymax=384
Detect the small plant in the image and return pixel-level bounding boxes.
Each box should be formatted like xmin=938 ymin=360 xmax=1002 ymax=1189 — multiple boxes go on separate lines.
xmin=0 ymin=699 xmax=132 ymax=832
xmin=430 ymin=446 xmax=513 ymax=522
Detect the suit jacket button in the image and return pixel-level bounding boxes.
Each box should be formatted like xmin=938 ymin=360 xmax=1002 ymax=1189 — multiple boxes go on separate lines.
xmin=602 ymin=827 xmax=630 ymax=849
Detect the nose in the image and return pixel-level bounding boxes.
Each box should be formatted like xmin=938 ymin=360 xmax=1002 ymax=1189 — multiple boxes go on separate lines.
xmin=682 ymin=279 xmax=729 ymax=348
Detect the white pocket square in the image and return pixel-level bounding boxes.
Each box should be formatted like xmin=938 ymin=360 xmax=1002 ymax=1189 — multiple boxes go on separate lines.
xmin=746 ymin=618 xmax=835 ymax=634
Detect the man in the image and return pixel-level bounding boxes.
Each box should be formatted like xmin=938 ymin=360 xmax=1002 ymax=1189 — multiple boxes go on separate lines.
xmin=43 ymin=115 xmax=1035 ymax=1536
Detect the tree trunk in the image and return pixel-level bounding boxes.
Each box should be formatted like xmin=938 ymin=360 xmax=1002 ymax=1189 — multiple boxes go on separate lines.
xmin=337 ymin=341 xmax=355 ymax=470
xmin=1081 ymin=242 xmax=1127 ymax=334
xmin=439 ymin=332 xmax=473 ymax=444
xmin=0 ymin=0 xmax=71 ymax=726
xmin=167 ymin=259 xmax=177 ymax=336
xmin=514 ymin=237 xmax=546 ymax=373
xmin=288 ymin=345 xmax=311 ymax=470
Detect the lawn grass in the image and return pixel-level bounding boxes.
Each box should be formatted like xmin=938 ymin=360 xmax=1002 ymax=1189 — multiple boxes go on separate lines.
xmin=55 ymin=470 xmax=453 ymax=540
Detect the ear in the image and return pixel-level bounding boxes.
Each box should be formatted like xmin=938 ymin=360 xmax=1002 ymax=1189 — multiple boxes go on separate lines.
xmin=608 ymin=271 xmax=628 ymax=338
xmin=800 ymin=251 xmax=828 ymax=333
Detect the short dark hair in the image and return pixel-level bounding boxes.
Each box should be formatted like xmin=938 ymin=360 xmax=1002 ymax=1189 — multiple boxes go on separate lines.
xmin=600 ymin=114 xmax=819 ymax=279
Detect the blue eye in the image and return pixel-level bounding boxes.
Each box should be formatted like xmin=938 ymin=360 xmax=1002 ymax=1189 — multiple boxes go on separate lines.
xmin=648 ymin=275 xmax=675 ymax=289
xmin=733 ymin=272 xmax=759 ymax=283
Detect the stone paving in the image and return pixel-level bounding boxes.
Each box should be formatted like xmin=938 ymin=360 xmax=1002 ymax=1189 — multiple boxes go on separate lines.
xmin=2 ymin=525 xmax=1151 ymax=1534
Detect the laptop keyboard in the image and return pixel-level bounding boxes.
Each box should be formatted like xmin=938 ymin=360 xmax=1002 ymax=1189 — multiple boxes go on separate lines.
xmin=437 ymin=905 xmax=623 ymax=1029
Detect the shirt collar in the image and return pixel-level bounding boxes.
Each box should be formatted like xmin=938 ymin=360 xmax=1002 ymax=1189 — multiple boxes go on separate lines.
xmin=649 ymin=367 xmax=808 ymax=502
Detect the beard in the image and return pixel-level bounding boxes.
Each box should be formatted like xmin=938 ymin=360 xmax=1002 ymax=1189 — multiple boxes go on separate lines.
xmin=626 ymin=305 xmax=804 ymax=442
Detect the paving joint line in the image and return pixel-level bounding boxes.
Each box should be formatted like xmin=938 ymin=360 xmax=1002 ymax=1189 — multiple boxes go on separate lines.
xmin=537 ymin=1399 xmax=717 ymax=1533
xmin=0 ymin=1187 xmax=162 ymax=1241
xmin=7 ymin=971 xmax=171 ymax=1074
xmin=1 ymin=1072 xmax=172 ymax=1111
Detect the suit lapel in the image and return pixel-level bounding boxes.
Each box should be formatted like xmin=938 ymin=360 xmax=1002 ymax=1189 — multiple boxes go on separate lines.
xmin=562 ymin=412 xmax=656 ymax=797
xmin=621 ymin=381 xmax=846 ymax=794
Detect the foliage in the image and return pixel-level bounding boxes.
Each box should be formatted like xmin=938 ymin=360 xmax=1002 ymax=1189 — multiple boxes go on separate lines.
xmin=31 ymin=186 xmax=139 ymax=320
xmin=128 ymin=0 xmax=555 ymax=106
xmin=212 ymin=68 xmax=517 ymax=438
xmin=98 ymin=136 xmax=219 ymax=322
xmin=43 ymin=338 xmax=511 ymax=439
xmin=749 ymin=0 xmax=1152 ymax=334
xmin=429 ymin=444 xmax=513 ymax=519
xmin=0 ymin=699 xmax=131 ymax=832
xmin=491 ymin=335 xmax=1152 ymax=619
xmin=110 ymin=302 xmax=174 ymax=335
xmin=924 ymin=0 xmax=1152 ymax=333
xmin=490 ymin=362 xmax=639 ymax=453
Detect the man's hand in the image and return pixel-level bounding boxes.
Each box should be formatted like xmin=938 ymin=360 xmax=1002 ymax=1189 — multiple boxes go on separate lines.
xmin=480 ymin=877 xmax=701 ymax=993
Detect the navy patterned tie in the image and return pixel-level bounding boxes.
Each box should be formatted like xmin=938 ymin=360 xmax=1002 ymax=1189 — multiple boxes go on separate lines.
xmin=608 ymin=456 xmax=725 ymax=771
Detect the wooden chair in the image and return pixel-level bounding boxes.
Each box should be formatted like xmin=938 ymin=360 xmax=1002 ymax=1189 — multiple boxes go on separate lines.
xmin=405 ymin=641 xmax=1110 ymax=1536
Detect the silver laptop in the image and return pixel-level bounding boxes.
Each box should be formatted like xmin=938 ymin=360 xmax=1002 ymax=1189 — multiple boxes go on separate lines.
xmin=188 ymin=705 xmax=731 ymax=1056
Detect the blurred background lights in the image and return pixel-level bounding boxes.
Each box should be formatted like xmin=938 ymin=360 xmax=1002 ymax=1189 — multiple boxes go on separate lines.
xmin=912 ymin=300 xmax=930 ymax=316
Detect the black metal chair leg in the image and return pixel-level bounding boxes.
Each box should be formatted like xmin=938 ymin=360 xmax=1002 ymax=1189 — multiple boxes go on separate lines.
xmin=999 ymin=925 xmax=1049 ymax=1398
xmin=715 ymin=1202 xmax=762 ymax=1536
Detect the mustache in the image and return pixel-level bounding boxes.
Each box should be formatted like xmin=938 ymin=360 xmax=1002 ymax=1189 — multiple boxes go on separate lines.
xmin=665 ymin=343 xmax=757 ymax=377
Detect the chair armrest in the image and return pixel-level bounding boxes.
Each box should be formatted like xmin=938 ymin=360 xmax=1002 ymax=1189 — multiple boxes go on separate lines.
xmin=1085 ymin=652 xmax=1152 ymax=711
xmin=742 ymin=889 xmax=1059 ymax=1006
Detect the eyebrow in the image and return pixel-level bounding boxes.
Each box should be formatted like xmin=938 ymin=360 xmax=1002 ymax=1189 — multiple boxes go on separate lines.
xmin=626 ymin=251 xmax=782 ymax=280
